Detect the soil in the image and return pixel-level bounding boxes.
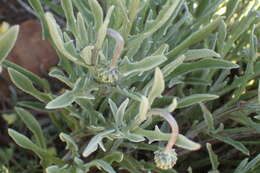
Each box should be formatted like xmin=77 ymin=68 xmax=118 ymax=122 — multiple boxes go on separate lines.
xmin=0 ymin=0 xmax=35 ymax=24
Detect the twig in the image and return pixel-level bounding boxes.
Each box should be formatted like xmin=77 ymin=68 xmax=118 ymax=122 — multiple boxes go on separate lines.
xmin=16 ymin=0 xmax=37 ymax=17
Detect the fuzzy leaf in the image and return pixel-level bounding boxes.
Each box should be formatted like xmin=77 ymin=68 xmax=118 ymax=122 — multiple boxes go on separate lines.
xmin=45 ymin=12 xmax=79 ymax=63
xmin=61 ymin=0 xmax=77 ymax=33
xmin=138 ymin=96 xmax=149 ymax=123
xmin=95 ymin=6 xmax=114 ymax=50
xmin=8 ymin=129 xmax=46 ymax=159
xmin=108 ymin=99 xmax=118 ymax=118
xmin=167 ymin=98 xmax=178 ymax=112
xmin=80 ymin=46 xmax=93 ymax=65
xmin=184 ymin=49 xmax=221 ymax=61
xmin=134 ymin=127 xmax=201 ymax=151
xmin=178 ymin=94 xmax=219 ymax=108
xmin=8 ymin=68 xmax=49 ymax=103
xmin=92 ymin=160 xmax=116 ymax=173
xmin=59 ymin=133 xmax=78 ymax=156
xmin=88 ymin=0 xmax=103 ymax=30
xmin=127 ymin=0 xmax=181 ymax=57
xmin=213 ymin=134 xmax=249 ymax=155
xmin=115 ymin=99 xmax=129 ymax=127
xmin=46 ymin=91 xmax=74 ymax=109
xmin=199 ymin=103 xmax=215 ymax=131
xmin=162 ymin=55 xmax=185 ymax=78
xmin=0 ymin=25 xmax=19 ymax=63
xmin=120 ymin=55 xmax=167 ymax=76
xmin=103 ymin=152 xmax=124 ymax=164
xmin=167 ymin=16 xmax=223 ymax=59
xmin=15 ymin=107 xmax=46 ymax=148
xmin=171 ymin=58 xmax=239 ymax=77
xmin=206 ymin=143 xmax=220 ymax=171
xmin=82 ymin=130 xmax=115 ymax=157
xmin=46 ymin=166 xmax=70 ymax=173
xmin=124 ymin=132 xmax=145 ymax=142
xmin=49 ymin=68 xmax=73 ymax=87
xmin=148 ymin=68 xmax=165 ymax=105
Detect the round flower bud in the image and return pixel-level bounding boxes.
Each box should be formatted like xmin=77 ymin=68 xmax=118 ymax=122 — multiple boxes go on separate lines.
xmin=154 ymin=149 xmax=177 ymax=170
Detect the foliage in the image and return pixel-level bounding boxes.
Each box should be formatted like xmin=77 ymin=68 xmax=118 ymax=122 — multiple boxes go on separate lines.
xmin=2 ymin=0 xmax=260 ymax=172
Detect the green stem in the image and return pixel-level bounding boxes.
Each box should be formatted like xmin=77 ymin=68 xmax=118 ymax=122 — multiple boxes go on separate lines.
xmin=106 ymin=28 xmax=124 ymax=69
xmin=147 ymin=109 xmax=179 ymax=152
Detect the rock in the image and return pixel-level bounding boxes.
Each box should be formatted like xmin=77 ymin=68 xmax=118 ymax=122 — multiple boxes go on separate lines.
xmin=8 ymin=19 xmax=58 ymax=76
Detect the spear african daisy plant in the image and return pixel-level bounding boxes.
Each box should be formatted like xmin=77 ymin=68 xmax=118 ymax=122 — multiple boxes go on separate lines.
xmin=3 ymin=0 xmax=260 ymax=172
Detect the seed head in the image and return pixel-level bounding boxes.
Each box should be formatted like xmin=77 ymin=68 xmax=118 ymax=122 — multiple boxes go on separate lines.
xmin=154 ymin=149 xmax=177 ymax=170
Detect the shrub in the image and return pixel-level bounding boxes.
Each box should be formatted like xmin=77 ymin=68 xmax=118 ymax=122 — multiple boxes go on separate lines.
xmin=2 ymin=0 xmax=260 ymax=172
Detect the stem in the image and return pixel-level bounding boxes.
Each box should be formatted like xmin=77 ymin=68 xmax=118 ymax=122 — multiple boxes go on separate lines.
xmin=148 ymin=109 xmax=179 ymax=152
xmin=106 ymin=28 xmax=124 ymax=69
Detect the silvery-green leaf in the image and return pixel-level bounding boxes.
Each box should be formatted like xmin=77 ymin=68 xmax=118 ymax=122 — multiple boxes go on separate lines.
xmin=138 ymin=96 xmax=149 ymax=123
xmin=212 ymin=134 xmax=249 ymax=155
xmin=82 ymin=129 xmax=115 ymax=157
xmin=199 ymin=103 xmax=215 ymax=131
xmin=206 ymin=143 xmax=220 ymax=171
xmin=148 ymin=68 xmax=165 ymax=105
xmin=120 ymin=55 xmax=167 ymax=76
xmin=217 ymin=20 xmax=227 ymax=54
xmin=167 ymin=98 xmax=178 ymax=112
xmin=46 ymin=166 xmax=69 ymax=173
xmin=0 ymin=25 xmax=19 ymax=63
xmin=15 ymin=107 xmax=46 ymax=148
xmin=134 ymin=127 xmax=201 ymax=151
xmin=162 ymin=55 xmax=185 ymax=78
xmin=95 ymin=6 xmax=114 ymax=50
xmin=127 ymin=0 xmax=181 ymax=57
xmin=152 ymin=44 xmax=169 ymax=56
xmin=76 ymin=12 xmax=89 ymax=47
xmin=124 ymin=132 xmax=145 ymax=142
xmin=45 ymin=12 xmax=79 ymax=63
xmin=184 ymin=49 xmax=221 ymax=61
xmin=61 ymin=0 xmax=77 ymax=33
xmin=80 ymin=46 xmax=94 ymax=65
xmin=46 ymin=91 xmax=74 ymax=109
xmin=171 ymin=58 xmax=239 ymax=77
xmin=92 ymin=160 xmax=116 ymax=173
xmin=167 ymin=16 xmax=223 ymax=59
xmin=102 ymin=152 xmax=124 ymax=164
xmin=178 ymin=94 xmax=219 ymax=108
xmin=108 ymin=99 xmax=118 ymax=118
xmin=8 ymin=68 xmax=50 ymax=103
xmin=115 ymin=99 xmax=129 ymax=127
xmin=88 ymin=0 xmax=103 ymax=30
xmin=8 ymin=129 xmax=46 ymax=158
xmin=49 ymin=68 xmax=73 ymax=88
xmin=59 ymin=133 xmax=78 ymax=156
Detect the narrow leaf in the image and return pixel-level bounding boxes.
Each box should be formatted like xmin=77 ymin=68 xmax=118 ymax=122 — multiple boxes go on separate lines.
xmin=167 ymin=16 xmax=223 ymax=59
xmin=171 ymin=58 xmax=239 ymax=77
xmin=213 ymin=134 xmax=249 ymax=155
xmin=15 ymin=107 xmax=46 ymax=149
xmin=184 ymin=49 xmax=221 ymax=61
xmin=46 ymin=91 xmax=74 ymax=109
xmin=148 ymin=68 xmax=165 ymax=105
xmin=0 ymin=25 xmax=19 ymax=63
xmin=206 ymin=143 xmax=220 ymax=170
xmin=88 ymin=0 xmax=103 ymax=30
xmin=199 ymin=103 xmax=215 ymax=131
xmin=120 ymin=55 xmax=167 ymax=76
xmin=83 ymin=130 xmax=115 ymax=157
xmin=178 ymin=94 xmax=219 ymax=108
